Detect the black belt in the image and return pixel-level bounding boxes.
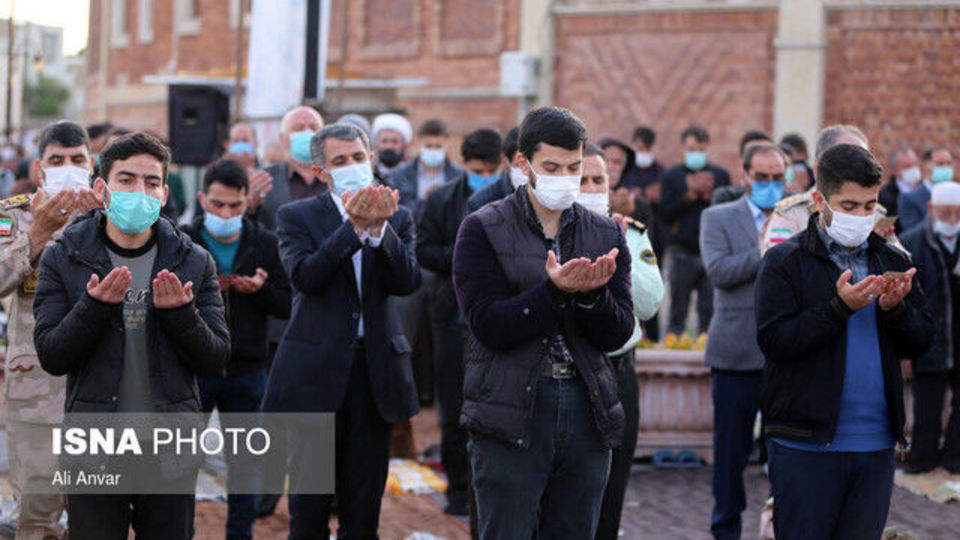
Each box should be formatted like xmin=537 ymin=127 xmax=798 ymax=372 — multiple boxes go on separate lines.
xmin=541 ymin=362 xmax=578 ymax=380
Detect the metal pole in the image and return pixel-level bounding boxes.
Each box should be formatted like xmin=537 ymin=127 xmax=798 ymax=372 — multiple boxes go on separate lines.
xmin=233 ymin=0 xmax=246 ymax=122
xmin=5 ymin=0 xmax=13 ymax=143
xmin=335 ymin=0 xmax=348 ymax=114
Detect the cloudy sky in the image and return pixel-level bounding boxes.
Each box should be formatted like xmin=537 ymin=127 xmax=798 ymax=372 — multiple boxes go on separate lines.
xmin=4 ymin=0 xmax=89 ymax=55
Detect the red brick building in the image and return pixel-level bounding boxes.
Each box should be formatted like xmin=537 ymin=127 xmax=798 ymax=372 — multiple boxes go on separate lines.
xmin=85 ymin=0 xmax=960 ymax=173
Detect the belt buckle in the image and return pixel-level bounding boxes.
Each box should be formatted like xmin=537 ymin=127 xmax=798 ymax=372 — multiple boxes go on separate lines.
xmin=552 ymin=363 xmax=573 ymax=379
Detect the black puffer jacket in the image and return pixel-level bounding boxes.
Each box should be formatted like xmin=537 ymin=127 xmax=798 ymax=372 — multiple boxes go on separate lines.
xmin=33 ymin=211 xmax=230 ymax=413
xmin=756 ymin=214 xmax=933 ymax=445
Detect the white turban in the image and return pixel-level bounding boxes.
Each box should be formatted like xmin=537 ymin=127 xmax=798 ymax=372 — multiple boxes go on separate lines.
xmin=371 ymin=113 xmax=412 ymax=144
xmin=931 ymin=182 xmax=960 ymax=206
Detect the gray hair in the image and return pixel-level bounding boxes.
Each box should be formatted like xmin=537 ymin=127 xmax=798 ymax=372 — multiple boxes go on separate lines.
xmin=814 ymin=124 xmax=869 ymax=164
xmin=310 ymin=123 xmax=371 ymax=168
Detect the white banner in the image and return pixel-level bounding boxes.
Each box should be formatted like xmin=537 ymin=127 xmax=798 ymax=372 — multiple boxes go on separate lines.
xmin=244 ymin=0 xmax=307 ymax=119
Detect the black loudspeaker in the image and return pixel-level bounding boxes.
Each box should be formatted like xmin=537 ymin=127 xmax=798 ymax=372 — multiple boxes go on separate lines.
xmin=168 ymin=85 xmax=230 ymax=165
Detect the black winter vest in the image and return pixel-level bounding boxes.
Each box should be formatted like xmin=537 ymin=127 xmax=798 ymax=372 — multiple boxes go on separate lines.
xmin=459 ymin=194 xmax=626 ymax=449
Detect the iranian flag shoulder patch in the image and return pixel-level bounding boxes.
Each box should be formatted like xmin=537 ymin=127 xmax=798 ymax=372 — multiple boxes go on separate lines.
xmin=769 ymin=227 xmax=792 ymax=244
xmin=0 ymin=217 xmax=12 ymax=236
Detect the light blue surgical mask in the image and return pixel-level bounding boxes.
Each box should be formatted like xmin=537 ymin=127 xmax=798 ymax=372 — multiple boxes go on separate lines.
xmin=932 ymin=166 xmax=954 ymax=184
xmin=204 ymin=212 xmax=243 ymax=238
xmin=289 ymin=130 xmax=314 ymax=163
xmin=229 ymin=141 xmax=256 ymax=156
xmin=749 ymin=180 xmax=784 ymax=211
xmin=785 ymin=165 xmax=795 ymax=185
xmin=330 ymin=163 xmax=375 ymax=195
xmin=684 ymin=150 xmax=707 ymax=171
xmin=468 ymin=171 xmax=499 ymax=192
xmin=105 ymin=188 xmax=162 ymax=234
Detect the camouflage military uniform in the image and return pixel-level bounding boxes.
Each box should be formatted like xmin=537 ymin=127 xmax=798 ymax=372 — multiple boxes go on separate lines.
xmin=760 ymin=189 xmax=904 ymax=256
xmin=0 ymin=194 xmax=66 ymax=540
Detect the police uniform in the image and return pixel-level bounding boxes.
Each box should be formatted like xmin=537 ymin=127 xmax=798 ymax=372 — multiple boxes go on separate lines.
xmin=759 ymin=189 xmax=905 ymax=256
xmin=0 ymin=194 xmax=66 ymax=540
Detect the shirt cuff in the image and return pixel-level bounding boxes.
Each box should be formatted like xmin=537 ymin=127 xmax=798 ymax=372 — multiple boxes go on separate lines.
xmin=366 ymin=224 xmax=386 ymax=247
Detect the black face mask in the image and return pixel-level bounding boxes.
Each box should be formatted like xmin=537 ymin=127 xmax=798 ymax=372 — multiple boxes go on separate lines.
xmin=377 ymin=149 xmax=403 ymax=168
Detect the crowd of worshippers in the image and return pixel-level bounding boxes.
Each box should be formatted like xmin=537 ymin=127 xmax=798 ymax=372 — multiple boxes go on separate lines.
xmin=0 ymin=106 xmax=954 ymax=540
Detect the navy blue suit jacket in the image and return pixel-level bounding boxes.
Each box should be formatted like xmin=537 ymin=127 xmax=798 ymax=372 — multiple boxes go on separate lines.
xmin=261 ymin=193 xmax=422 ymax=422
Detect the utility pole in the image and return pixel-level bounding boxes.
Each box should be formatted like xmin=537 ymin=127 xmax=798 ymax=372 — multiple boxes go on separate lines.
xmin=233 ymin=0 xmax=246 ymax=123
xmin=5 ymin=0 xmax=14 ymax=143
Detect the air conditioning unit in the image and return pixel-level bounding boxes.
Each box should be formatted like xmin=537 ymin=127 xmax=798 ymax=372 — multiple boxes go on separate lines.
xmin=500 ymin=52 xmax=539 ymax=97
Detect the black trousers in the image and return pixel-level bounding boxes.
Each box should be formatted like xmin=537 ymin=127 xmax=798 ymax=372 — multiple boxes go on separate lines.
xmin=768 ymin=442 xmax=894 ymax=540
xmin=432 ymin=315 xmax=469 ymax=505
xmin=287 ymin=345 xmax=392 ymax=540
xmin=710 ymin=369 xmax=763 ymax=540
xmin=595 ymin=352 xmax=640 ymax=540
xmin=67 ymin=456 xmax=197 ymax=540
xmin=911 ymin=366 xmax=960 ymax=471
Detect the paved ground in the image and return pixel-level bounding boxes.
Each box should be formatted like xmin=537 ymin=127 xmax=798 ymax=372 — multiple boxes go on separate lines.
xmin=189 ymin=406 xmax=960 ymax=539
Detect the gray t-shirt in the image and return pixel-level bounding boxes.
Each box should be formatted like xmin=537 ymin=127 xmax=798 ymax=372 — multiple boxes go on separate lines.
xmin=107 ymin=245 xmax=157 ymax=412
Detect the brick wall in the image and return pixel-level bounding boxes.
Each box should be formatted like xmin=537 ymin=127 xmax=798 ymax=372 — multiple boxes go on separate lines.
xmin=823 ymin=7 xmax=960 ymax=167
xmin=553 ymin=9 xmax=778 ymax=177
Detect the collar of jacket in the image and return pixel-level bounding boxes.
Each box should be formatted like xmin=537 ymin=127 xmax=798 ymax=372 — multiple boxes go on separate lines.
xmin=60 ymin=209 xmax=194 ymax=274
xmin=802 ymin=211 xmax=886 ymax=260
xmin=513 ymin=183 xmax=579 ymax=242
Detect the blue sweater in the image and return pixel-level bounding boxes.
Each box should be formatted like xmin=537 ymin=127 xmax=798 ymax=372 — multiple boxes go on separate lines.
xmin=775 ymin=303 xmax=894 ymax=452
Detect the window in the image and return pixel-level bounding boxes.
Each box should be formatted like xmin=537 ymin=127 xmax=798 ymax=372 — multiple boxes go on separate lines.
xmin=110 ymin=0 xmax=129 ymax=48
xmin=137 ymin=0 xmax=153 ymax=43
xmin=176 ymin=0 xmax=201 ymax=36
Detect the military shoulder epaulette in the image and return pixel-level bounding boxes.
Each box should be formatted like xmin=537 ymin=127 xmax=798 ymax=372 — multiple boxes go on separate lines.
xmin=774 ymin=193 xmax=807 ymax=210
xmin=623 ymin=216 xmax=646 ymax=232
xmin=0 ymin=194 xmax=30 ymax=210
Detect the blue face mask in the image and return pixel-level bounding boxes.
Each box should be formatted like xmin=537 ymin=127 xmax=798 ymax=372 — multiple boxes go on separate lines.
xmin=289 ymin=130 xmax=314 ymax=163
xmin=932 ymin=166 xmax=954 ymax=184
xmin=229 ymin=141 xmax=256 ymax=156
xmin=204 ymin=212 xmax=243 ymax=238
xmin=330 ymin=163 xmax=375 ymax=195
xmin=785 ymin=164 xmax=795 ymax=185
xmin=750 ymin=180 xmax=784 ymax=211
xmin=684 ymin=150 xmax=708 ymax=171
xmin=105 ymin=188 xmax=162 ymax=234
xmin=468 ymin=171 xmax=499 ymax=192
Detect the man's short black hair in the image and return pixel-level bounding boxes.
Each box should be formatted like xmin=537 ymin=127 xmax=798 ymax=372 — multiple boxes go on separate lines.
xmin=37 ymin=121 xmax=91 ymax=159
xmin=418 ymin=119 xmax=448 ymax=137
xmin=742 ymin=143 xmax=787 ymax=173
xmin=99 ymin=132 xmax=171 ymax=184
xmin=632 ymin=125 xmax=656 ymax=148
xmin=816 ymin=144 xmax=884 ymax=199
xmin=680 ymin=125 xmax=710 ymax=144
xmin=502 ymin=126 xmax=520 ymax=160
xmin=518 ymin=107 xmax=588 ymax=161
xmin=780 ymin=132 xmax=808 ymax=158
xmin=203 ymin=159 xmax=249 ymax=193
xmin=461 ymin=129 xmax=502 ymax=164
xmin=584 ymin=142 xmax=605 ymax=159
xmin=86 ymin=122 xmax=113 ymax=140
xmin=739 ymin=129 xmax=771 ymax=156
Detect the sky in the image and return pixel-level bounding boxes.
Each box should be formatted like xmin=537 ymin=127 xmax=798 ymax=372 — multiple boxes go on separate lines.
xmin=2 ymin=0 xmax=90 ymax=55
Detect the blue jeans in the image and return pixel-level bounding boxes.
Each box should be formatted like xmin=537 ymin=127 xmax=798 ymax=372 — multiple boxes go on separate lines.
xmin=711 ymin=369 xmax=763 ymax=540
xmin=469 ymin=376 xmax=612 ymax=540
xmin=199 ymin=369 xmax=267 ymax=540
xmin=767 ymin=441 xmax=895 ymax=540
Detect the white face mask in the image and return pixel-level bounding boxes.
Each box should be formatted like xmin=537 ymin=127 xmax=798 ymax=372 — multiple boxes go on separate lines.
xmin=577 ymin=191 xmax=609 ymax=216
xmin=823 ymin=201 xmax=875 ymax=248
xmin=531 ymin=169 xmax=580 ymax=211
xmin=509 ymin=167 xmax=528 ymax=190
xmin=900 ymin=166 xmax=922 ymax=186
xmin=420 ymin=147 xmax=445 ymax=168
xmin=634 ymin=152 xmax=654 ymax=168
xmin=934 ymin=220 xmax=960 ymax=239
xmin=43 ymin=165 xmax=91 ymax=197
